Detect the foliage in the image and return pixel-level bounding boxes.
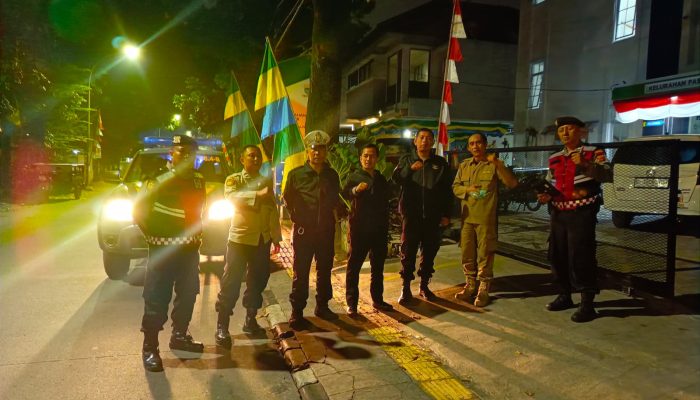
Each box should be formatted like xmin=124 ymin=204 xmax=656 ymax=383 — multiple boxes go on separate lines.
xmin=171 ymin=76 xmax=225 ymax=133
xmin=326 ymin=126 xmax=394 ymax=190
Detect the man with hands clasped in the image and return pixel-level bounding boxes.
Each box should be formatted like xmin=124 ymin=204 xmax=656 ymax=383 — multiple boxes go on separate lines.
xmin=392 ymin=128 xmax=452 ymax=305
xmin=215 ymin=145 xmax=281 ymax=350
xmin=343 ymin=144 xmax=394 ymax=317
xmin=452 ymin=133 xmax=517 ymax=307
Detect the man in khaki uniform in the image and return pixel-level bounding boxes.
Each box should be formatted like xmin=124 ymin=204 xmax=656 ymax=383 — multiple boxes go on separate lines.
xmin=452 ymin=133 xmax=517 ymax=307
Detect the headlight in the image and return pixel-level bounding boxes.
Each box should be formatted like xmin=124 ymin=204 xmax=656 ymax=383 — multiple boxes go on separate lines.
xmin=208 ymin=199 xmax=234 ymax=221
xmin=102 ymin=199 xmax=134 ymax=222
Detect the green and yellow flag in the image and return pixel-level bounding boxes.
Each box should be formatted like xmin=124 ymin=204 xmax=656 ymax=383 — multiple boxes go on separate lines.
xmin=224 ymin=71 xmax=269 ymax=172
xmin=254 ymin=38 xmax=305 ymax=191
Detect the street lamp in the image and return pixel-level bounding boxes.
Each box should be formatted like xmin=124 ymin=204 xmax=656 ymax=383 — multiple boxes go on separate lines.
xmin=86 ymin=42 xmax=142 ymax=185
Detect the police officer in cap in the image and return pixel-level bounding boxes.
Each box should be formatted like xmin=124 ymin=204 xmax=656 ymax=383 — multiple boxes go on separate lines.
xmin=537 ymin=116 xmax=611 ymax=323
xmin=134 ymin=134 xmax=207 ymax=372
xmin=283 ymin=130 xmax=341 ymax=330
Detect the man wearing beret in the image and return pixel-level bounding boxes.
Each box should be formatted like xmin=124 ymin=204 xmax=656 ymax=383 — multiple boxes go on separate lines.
xmin=392 ymin=128 xmax=452 ymax=305
xmin=133 ymin=135 xmax=207 ymax=372
xmin=283 ymin=130 xmax=341 ymax=330
xmin=537 ymin=117 xmax=612 ymax=323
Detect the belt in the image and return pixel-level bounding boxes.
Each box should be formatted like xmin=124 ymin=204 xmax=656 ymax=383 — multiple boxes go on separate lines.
xmin=146 ymin=234 xmax=202 ymax=246
xmin=552 ymin=195 xmax=599 ymax=210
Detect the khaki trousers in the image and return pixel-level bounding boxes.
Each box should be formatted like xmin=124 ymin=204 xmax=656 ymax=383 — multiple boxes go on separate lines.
xmin=460 ymin=222 xmax=497 ymax=282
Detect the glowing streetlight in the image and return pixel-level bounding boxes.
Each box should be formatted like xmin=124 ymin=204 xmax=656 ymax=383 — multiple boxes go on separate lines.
xmin=122 ymin=44 xmax=141 ymax=61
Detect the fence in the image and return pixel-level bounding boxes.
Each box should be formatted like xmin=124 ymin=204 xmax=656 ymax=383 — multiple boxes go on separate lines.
xmin=452 ymin=139 xmax=687 ymax=298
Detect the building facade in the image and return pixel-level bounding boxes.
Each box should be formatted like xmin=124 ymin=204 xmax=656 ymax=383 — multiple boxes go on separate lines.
xmin=514 ymin=0 xmax=700 ymax=146
xmin=341 ymin=0 xmax=520 ymax=152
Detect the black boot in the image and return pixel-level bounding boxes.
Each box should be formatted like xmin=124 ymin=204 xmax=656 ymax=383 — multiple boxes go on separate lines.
xmin=398 ymin=280 xmax=414 ymax=305
xmin=314 ymin=304 xmax=339 ymax=320
xmin=242 ymin=308 xmax=265 ymax=334
xmin=142 ymin=332 xmax=163 ymax=372
xmin=571 ymin=292 xmax=598 ymax=323
xmin=288 ymin=309 xmax=311 ymax=330
xmin=215 ymin=313 xmax=232 ymax=349
xmin=419 ymin=278 xmax=437 ymax=301
xmin=169 ymin=329 xmax=204 ymax=353
xmin=546 ymin=293 xmax=574 ymax=311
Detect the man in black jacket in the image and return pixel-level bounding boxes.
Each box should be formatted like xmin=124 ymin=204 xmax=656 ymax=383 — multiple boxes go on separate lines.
xmin=133 ymin=135 xmax=206 ymax=372
xmin=392 ymin=128 xmax=452 ymax=305
xmin=342 ymin=144 xmax=394 ymax=317
xmin=283 ymin=130 xmax=341 ymax=330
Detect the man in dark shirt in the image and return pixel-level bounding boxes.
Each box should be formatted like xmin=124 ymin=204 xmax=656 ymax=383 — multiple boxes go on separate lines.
xmin=392 ymin=128 xmax=452 ymax=305
xmin=342 ymin=144 xmax=394 ymax=317
xmin=283 ymin=130 xmax=341 ymax=330
xmin=133 ymin=135 xmax=206 ymax=372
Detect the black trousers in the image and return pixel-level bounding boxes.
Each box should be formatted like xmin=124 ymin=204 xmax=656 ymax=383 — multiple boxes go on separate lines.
xmin=400 ymin=216 xmax=442 ymax=282
xmin=346 ymin=227 xmax=388 ymax=308
xmin=549 ymin=205 xmax=599 ymax=294
xmin=216 ymin=239 xmax=272 ymax=316
xmin=289 ymin=225 xmax=335 ymax=312
xmin=141 ymin=244 xmax=200 ymax=333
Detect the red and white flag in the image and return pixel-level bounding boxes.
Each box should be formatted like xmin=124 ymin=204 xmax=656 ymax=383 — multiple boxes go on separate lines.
xmin=437 ymin=0 xmax=467 ymax=157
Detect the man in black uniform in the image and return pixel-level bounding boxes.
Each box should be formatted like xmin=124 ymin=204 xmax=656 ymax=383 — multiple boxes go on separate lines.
xmin=283 ymin=130 xmax=341 ymax=330
xmin=537 ymin=116 xmax=612 ymax=323
xmin=133 ymin=135 xmax=206 ymax=372
xmin=392 ymin=128 xmax=452 ymax=305
xmin=342 ymin=143 xmax=394 ymax=317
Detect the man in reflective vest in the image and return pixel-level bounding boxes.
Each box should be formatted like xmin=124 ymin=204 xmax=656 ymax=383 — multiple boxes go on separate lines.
xmin=537 ymin=116 xmax=612 ymax=323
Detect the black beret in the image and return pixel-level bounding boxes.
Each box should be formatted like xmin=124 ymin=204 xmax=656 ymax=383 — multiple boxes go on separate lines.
xmin=555 ymin=116 xmax=585 ymax=128
xmin=172 ymin=135 xmax=198 ymax=148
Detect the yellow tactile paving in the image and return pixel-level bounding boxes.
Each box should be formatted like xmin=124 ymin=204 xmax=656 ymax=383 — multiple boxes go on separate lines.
xmin=275 ymin=240 xmax=475 ymax=400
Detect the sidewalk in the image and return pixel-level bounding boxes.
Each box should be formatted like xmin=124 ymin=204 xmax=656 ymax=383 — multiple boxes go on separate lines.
xmin=264 ymin=224 xmax=700 ymax=400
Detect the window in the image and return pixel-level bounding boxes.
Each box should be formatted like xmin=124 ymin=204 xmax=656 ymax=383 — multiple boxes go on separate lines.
xmin=387 ymin=51 xmax=401 ymax=105
xmin=528 ymin=61 xmax=544 ymax=109
xmin=409 ymin=49 xmax=430 ymax=98
xmin=347 ymin=61 xmax=372 ymax=90
xmin=532 ymin=0 xmax=545 ymax=4
xmin=614 ymin=0 xmax=637 ymax=41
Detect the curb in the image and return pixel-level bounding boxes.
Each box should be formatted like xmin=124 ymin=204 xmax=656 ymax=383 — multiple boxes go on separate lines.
xmin=263 ymin=285 xmax=329 ymax=400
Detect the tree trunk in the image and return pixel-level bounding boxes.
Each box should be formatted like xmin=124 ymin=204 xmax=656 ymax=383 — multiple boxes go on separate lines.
xmin=307 ymin=0 xmax=347 ymax=141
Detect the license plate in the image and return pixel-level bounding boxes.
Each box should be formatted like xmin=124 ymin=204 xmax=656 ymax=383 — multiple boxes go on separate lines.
xmin=633 ymin=177 xmax=669 ymax=188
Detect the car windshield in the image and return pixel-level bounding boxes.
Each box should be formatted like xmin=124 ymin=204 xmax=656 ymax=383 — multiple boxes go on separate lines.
xmin=123 ymin=152 xmax=228 ymax=183
xmin=613 ymin=141 xmax=700 ymax=165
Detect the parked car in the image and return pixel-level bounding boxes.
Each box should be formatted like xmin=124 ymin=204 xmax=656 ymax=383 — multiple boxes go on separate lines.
xmin=17 ymin=163 xmax=84 ymax=203
xmin=602 ymin=134 xmax=700 ymax=228
xmin=97 ymin=147 xmax=233 ymax=279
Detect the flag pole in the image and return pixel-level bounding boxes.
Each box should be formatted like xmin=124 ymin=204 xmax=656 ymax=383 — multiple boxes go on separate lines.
xmin=437 ymin=0 xmax=458 ymax=157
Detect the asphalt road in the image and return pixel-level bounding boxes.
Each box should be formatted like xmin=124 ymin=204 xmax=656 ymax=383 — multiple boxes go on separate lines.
xmin=0 ymin=184 xmax=299 ymax=400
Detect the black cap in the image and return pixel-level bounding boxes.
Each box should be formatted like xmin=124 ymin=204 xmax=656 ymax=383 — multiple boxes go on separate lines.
xmin=555 ymin=116 xmax=585 ymax=128
xmin=172 ymin=135 xmax=198 ymax=148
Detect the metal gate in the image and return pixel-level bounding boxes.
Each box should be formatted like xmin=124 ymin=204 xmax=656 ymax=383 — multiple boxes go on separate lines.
xmin=453 ymin=139 xmax=685 ymax=298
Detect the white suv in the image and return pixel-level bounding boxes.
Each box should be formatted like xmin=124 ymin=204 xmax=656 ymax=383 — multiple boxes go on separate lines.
xmin=602 ymin=134 xmax=700 ymax=228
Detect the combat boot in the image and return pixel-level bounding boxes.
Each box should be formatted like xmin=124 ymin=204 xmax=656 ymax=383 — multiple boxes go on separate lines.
xmin=242 ymin=308 xmax=265 ymax=334
xmin=419 ymin=278 xmax=437 ymax=301
xmin=314 ymin=304 xmax=339 ymax=320
xmin=454 ymin=276 xmax=477 ymax=302
xmin=214 ymin=313 xmax=232 ymax=349
xmin=142 ymin=332 xmax=163 ymax=372
xmin=546 ymin=293 xmax=574 ymax=311
xmin=169 ymin=329 xmax=204 ymax=353
xmin=398 ymin=280 xmax=414 ymax=305
xmin=288 ymin=309 xmax=311 ymax=330
xmin=474 ymin=281 xmax=491 ymax=307
xmin=571 ymin=292 xmax=598 ymax=323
